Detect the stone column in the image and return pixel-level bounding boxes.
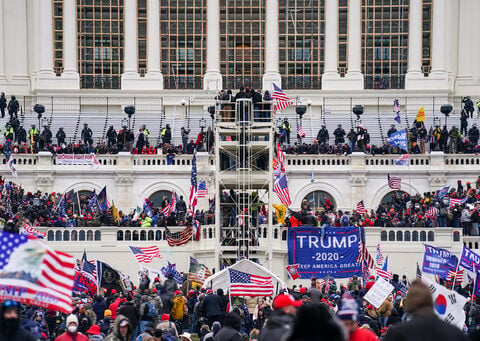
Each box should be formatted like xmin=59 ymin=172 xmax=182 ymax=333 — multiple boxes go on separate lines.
xmin=321 ymin=0 xmax=340 ymax=89
xmin=121 ymin=0 xmax=141 ymax=89
xmin=262 ymin=0 xmax=282 ymax=90
xmin=0 ymin=0 xmax=6 ymax=83
xmin=405 ymin=0 xmax=423 ymax=87
xmin=455 ymin=0 xmax=474 ymax=88
xmin=345 ymin=0 xmax=364 ymax=89
xmin=203 ymin=0 xmax=222 ymax=90
xmin=60 ymin=0 xmax=80 ymax=88
xmin=145 ymin=0 xmax=164 ymax=89
xmin=37 ymin=0 xmax=57 ymax=89
xmin=429 ymin=0 xmax=449 ymax=86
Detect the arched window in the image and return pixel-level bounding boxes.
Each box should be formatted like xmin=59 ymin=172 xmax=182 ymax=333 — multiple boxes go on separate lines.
xmin=388 ymin=231 xmax=395 ymax=241
xmin=380 ymin=191 xmax=408 ymax=206
xmin=303 ymin=191 xmax=336 ymax=211
xmin=47 ymin=230 xmax=54 ymax=241
xmin=404 ymin=231 xmax=410 ymax=241
xmin=148 ymin=191 xmax=175 ymax=208
xmin=396 ymin=231 xmax=403 ymax=241
xmin=412 ymin=231 xmax=419 ymax=242
xmin=428 ymin=231 xmax=434 ymax=242
xmin=274 ymin=229 xmax=278 ymax=239
xmin=79 ymin=230 xmax=86 ymax=241
xmin=263 ymin=228 xmax=267 ymax=238
xmin=282 ymin=230 xmax=287 ymax=240
xmin=125 ymin=230 xmax=132 ymax=241
xmin=453 ymin=231 xmax=460 ymax=242
xmin=63 ymin=230 xmax=70 ymax=241
xmin=94 ymin=230 xmax=101 ymax=241
xmin=117 ymin=230 xmax=124 ymax=241
xmin=380 ymin=230 xmax=387 ymax=241
xmin=87 ymin=230 xmax=93 ymax=241
xmin=420 ymin=231 xmax=427 ymax=242
xmin=71 ymin=230 xmax=78 ymax=241
xmin=133 ymin=230 xmax=139 ymax=241
xmin=140 ymin=230 xmax=146 ymax=241
xmin=55 ymin=230 xmax=62 ymax=241
xmin=148 ymin=230 xmax=154 ymax=241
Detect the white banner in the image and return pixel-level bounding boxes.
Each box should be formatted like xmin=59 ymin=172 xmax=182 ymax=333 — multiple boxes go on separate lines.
xmin=363 ymin=278 xmax=394 ymax=308
xmin=56 ymin=154 xmax=100 ymax=169
xmin=422 ymin=276 xmax=468 ymax=329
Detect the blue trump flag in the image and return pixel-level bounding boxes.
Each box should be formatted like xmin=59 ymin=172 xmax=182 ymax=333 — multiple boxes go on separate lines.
xmin=422 ymin=244 xmax=457 ymax=278
xmin=288 ymin=226 xmax=362 ymax=279
xmin=459 ymin=245 xmax=480 ymax=273
xmin=388 ymin=129 xmax=407 ymax=151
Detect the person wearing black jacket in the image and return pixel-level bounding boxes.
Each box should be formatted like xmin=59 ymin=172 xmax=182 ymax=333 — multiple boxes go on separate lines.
xmin=176 ymin=195 xmax=187 ymax=224
xmin=0 ymin=300 xmax=36 ymax=341
xmin=106 ymin=126 xmax=117 ymax=148
xmin=7 ymin=95 xmax=19 ymax=121
xmin=136 ymin=128 xmax=146 ymax=152
xmin=92 ymin=295 xmax=107 ymax=322
xmin=56 ymin=127 xmax=66 ymax=145
xmin=202 ymin=289 xmax=223 ymax=327
xmin=214 ymin=312 xmax=242 ymax=341
xmin=117 ymin=299 xmax=140 ymax=337
xmin=333 ymin=124 xmax=346 ymax=145
xmin=316 ymin=125 xmax=329 ymax=144
xmin=0 ymin=92 xmax=6 ymax=118
xmin=81 ymin=123 xmax=93 ymax=146
xmin=469 ymin=123 xmax=479 ymax=146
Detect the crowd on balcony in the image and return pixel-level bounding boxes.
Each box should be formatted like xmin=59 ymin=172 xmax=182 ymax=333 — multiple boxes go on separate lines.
xmin=281 ymin=178 xmax=480 ymax=236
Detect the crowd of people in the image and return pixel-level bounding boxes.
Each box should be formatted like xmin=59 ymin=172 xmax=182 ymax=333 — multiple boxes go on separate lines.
xmin=0 ymin=264 xmax=478 ymax=341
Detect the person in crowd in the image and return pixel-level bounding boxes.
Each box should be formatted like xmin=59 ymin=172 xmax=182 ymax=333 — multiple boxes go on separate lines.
xmin=259 ymin=294 xmax=301 ymax=341
xmin=117 ymin=298 xmax=139 ymax=338
xmin=202 ymin=289 xmax=223 ymax=327
xmin=337 ymin=295 xmax=378 ymax=341
xmin=55 ymin=314 xmax=89 ymax=341
xmin=181 ymin=127 xmax=190 ymax=153
xmin=161 ymin=124 xmax=172 ymax=145
xmin=81 ymin=123 xmax=93 ymax=146
xmin=461 ymin=110 xmax=469 ymax=136
xmin=333 ymin=124 xmax=346 ymax=145
xmin=107 ymin=126 xmax=117 ymax=149
xmin=214 ymin=312 xmax=242 ymax=341
xmin=56 ymin=127 xmax=66 ymax=146
xmin=105 ymin=315 xmax=132 ymax=341
xmin=463 ymin=96 xmax=475 ymax=118
xmin=383 ymin=281 xmax=468 ymax=341
xmin=317 ymin=125 xmax=329 ymax=144
xmin=156 ymin=314 xmax=179 ymax=339
xmin=7 ymin=94 xmax=19 ymax=120
xmin=387 ymin=124 xmax=397 ymax=138
xmin=281 ymin=118 xmax=292 ymax=145
xmin=0 ymin=92 xmax=6 ymax=118
xmin=0 ymin=300 xmax=36 ymax=341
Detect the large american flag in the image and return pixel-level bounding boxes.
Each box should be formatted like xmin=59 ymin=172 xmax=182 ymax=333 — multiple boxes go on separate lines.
xmin=197 ymin=181 xmax=208 ymax=198
xmin=356 ymin=229 xmax=375 ymax=269
xmin=446 ymin=269 xmax=464 ymax=284
xmin=166 ymin=226 xmax=193 ymax=247
xmin=82 ymin=259 xmax=97 ymax=281
xmin=189 ymin=152 xmax=198 ymax=215
xmin=416 ymin=262 xmax=422 ymax=281
xmin=427 ymin=207 xmax=439 ymax=218
xmin=0 ymin=231 xmax=75 ymax=313
xmin=188 ymin=257 xmax=212 ymax=283
xmin=449 ymin=197 xmax=466 ymax=208
xmin=272 ymin=83 xmax=294 ymax=114
xmin=276 ymin=143 xmax=285 ymax=166
xmin=387 ymin=174 xmax=401 ymax=190
xmin=274 ymin=167 xmax=292 ymax=206
xmin=129 ymin=246 xmax=162 ymax=263
xmin=356 ymin=201 xmax=366 ymax=215
xmin=229 ymin=269 xmax=274 ymax=296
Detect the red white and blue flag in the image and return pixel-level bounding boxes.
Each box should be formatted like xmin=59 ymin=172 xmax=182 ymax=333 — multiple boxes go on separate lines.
xmin=189 ymin=152 xmax=198 ymax=215
xmin=22 ymin=223 xmax=46 ymax=239
xmin=272 ymin=83 xmax=294 ymax=114
xmin=129 ymin=246 xmax=162 ymax=263
xmin=376 ymin=244 xmax=384 ymax=268
xmin=229 ymin=269 xmax=274 ymax=296
xmin=298 ymin=125 xmax=305 ymax=138
xmin=0 ymin=231 xmax=75 ymax=313
xmin=197 ymin=181 xmax=208 ymax=198
xmin=356 ymin=201 xmax=366 ymax=215
xmin=387 ymin=174 xmax=402 ymax=190
xmin=449 ymin=197 xmax=466 ymax=208
xmin=274 ymin=167 xmax=292 ymax=206
xmin=394 ymin=154 xmax=409 ymax=167
xmin=393 ymin=99 xmax=401 ymax=124
xmin=376 ymin=256 xmax=393 ymax=280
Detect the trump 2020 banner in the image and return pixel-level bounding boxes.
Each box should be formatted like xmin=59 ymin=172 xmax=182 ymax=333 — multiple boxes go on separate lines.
xmin=288 ymin=226 xmax=361 ymax=279
xmin=459 ymin=245 xmax=480 ymax=273
xmin=422 ymin=244 xmax=457 ymax=278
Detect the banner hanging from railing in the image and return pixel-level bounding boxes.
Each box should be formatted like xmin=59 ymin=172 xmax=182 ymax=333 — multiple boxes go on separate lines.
xmin=56 ymin=154 xmax=100 ymax=169
xmin=287 ymin=226 xmax=362 ymax=279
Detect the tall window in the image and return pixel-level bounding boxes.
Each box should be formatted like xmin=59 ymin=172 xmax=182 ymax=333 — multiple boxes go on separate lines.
xmin=77 ymin=0 xmax=124 ymax=89
xmin=220 ymin=0 xmax=265 ymax=90
xmin=53 ymin=0 xmax=63 ymax=76
xmin=279 ymin=0 xmax=325 ymax=89
xmin=422 ymin=0 xmax=432 ymax=75
xmin=338 ymin=0 xmax=348 ymax=76
xmin=138 ymin=0 xmax=147 ymax=75
xmin=361 ymin=0 xmax=409 ymax=89
xmin=160 ymin=0 xmax=206 ymax=89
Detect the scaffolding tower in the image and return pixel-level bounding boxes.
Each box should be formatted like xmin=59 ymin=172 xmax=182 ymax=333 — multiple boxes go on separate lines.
xmin=214 ymin=98 xmax=274 ymax=270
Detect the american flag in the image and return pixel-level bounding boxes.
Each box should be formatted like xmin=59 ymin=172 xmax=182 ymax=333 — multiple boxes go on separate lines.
xmin=362 ymin=259 xmax=372 ymax=285
xmin=376 ymin=268 xmax=393 ymax=280
xmin=229 ymin=269 xmax=274 ymax=296
xmin=188 ymin=257 xmax=212 ymax=284
xmin=356 ymin=201 xmax=366 ymax=215
xmin=197 ymin=181 xmax=208 ymax=198
xmin=0 ymin=231 xmax=75 ymax=313
xmin=393 ymin=99 xmax=401 ymax=124
xmin=298 ymin=125 xmax=305 ymax=138
xmin=189 ymin=152 xmax=198 ymax=215
xmin=416 ymin=262 xmax=422 ymax=281
xmin=274 ymin=167 xmax=292 ymax=206
xmin=427 ymin=207 xmax=439 ymax=218
xmin=356 ymin=228 xmax=375 ymax=269
xmin=166 ymin=226 xmax=193 ymax=247
xmin=272 ymin=83 xmax=294 ymax=114
xmin=449 ymin=197 xmax=466 ymax=208
xmin=161 ymin=193 xmax=176 ymax=218
xmin=129 ymin=246 xmax=162 ymax=263
xmin=81 ymin=251 xmax=97 ymax=279
xmin=276 ymin=143 xmax=285 ymax=167
xmin=387 ymin=174 xmax=401 ymax=190
xmin=376 ymin=244 xmax=384 ymax=267
xmin=394 ymin=154 xmax=409 ymax=166
xmin=446 ymin=269 xmax=464 ymax=284
xmin=22 ymin=223 xmax=46 ymax=238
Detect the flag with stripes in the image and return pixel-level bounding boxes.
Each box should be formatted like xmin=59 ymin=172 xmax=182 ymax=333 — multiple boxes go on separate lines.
xmin=7 ymin=155 xmax=17 ymax=178
xmin=160 ymin=262 xmax=184 ymax=284
xmin=362 ymin=259 xmax=371 ymax=285
xmin=272 ymin=83 xmax=294 ymax=114
xmin=161 ymin=202 xmax=171 ymax=217
xmin=446 ymin=269 xmax=464 ymax=283
xmin=274 ymin=167 xmax=292 ymax=206
xmin=356 ymin=228 xmax=375 ymax=269
xmin=387 ymin=174 xmax=401 ymax=190
xmin=394 ymin=154 xmax=409 ymax=166
xmin=356 ymin=201 xmax=366 ymax=215
xmin=188 ymin=257 xmax=212 ymax=284
xmin=376 ymin=244 xmax=384 ymax=268
xmin=229 ymin=269 xmax=274 ymax=297
xmin=81 ymin=251 xmax=97 ymax=279
xmin=197 ymin=181 xmax=208 ymax=198
xmin=0 ymin=231 xmax=75 ymax=313
xmin=129 ymin=246 xmax=162 ymax=263
xmin=298 ymin=125 xmax=305 ymax=138
xmin=22 ymin=222 xmax=46 ymax=238
xmin=189 ymin=152 xmax=198 ymax=215
xmin=416 ymin=262 xmax=422 ymax=281
xmin=449 ymin=197 xmax=466 ymax=208
xmin=427 ymin=207 xmax=439 ymax=218
xmin=276 ymin=143 xmax=285 ymax=167
xmin=376 ymin=256 xmax=392 ymax=280
xmin=393 ymin=99 xmax=401 ymax=124
xmin=166 ymin=226 xmax=193 ymax=247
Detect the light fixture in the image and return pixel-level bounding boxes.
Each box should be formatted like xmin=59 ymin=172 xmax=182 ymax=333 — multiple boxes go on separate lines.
xmin=181 ymin=98 xmax=186 ymax=106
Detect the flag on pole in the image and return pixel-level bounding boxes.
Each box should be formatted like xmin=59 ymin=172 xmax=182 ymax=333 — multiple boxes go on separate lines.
xmin=376 ymin=256 xmax=393 ymax=280
xmin=229 ymin=269 xmax=274 ymax=296
xmin=298 ymin=125 xmax=305 ymax=138
xmin=7 ymin=155 xmax=17 ymax=178
xmin=0 ymin=231 xmax=75 ymax=313
xmin=143 ymin=200 xmax=153 ymax=217
xmin=97 ymin=186 xmax=108 ymax=212
xmin=132 ymin=206 xmax=142 ymax=221
xmin=273 ymin=167 xmax=292 ymax=206
xmin=356 ymin=228 xmax=375 ymax=269
xmin=437 ymin=186 xmax=450 ymax=199
xmin=273 ymin=204 xmax=287 ymax=224
xmin=446 ymin=269 xmax=464 ymax=284
xmin=188 ymin=257 xmax=212 ymax=284
xmin=189 ymin=152 xmax=198 ymax=215
xmin=22 ymin=222 xmax=46 ymax=238
xmin=394 ymin=154 xmax=410 ymax=166
xmin=356 ymin=201 xmax=366 ymax=215
xmin=160 ymin=262 xmax=184 ymax=284
xmin=88 ymin=192 xmax=99 ymax=212
xmin=449 ymin=197 xmax=466 ymax=208
xmin=286 ymin=264 xmax=300 ymax=280
xmin=112 ymin=203 xmax=120 ymax=222
xmin=376 ymin=244 xmax=384 ymax=268
xmin=393 ymin=99 xmax=401 ymax=124
xmin=272 ymin=83 xmax=294 ymax=114
xmin=416 ymin=106 xmax=426 ymax=122
xmin=416 ymin=262 xmax=422 ymax=281
xmin=387 ymin=174 xmax=402 ymax=190
xmin=197 ymin=181 xmax=208 ymax=198
xmin=129 ymin=246 xmax=162 ymax=263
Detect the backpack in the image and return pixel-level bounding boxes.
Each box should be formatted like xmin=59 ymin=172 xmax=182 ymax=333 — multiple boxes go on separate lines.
xmin=142 ymin=302 xmax=157 ymax=319
xmin=171 ymin=296 xmax=185 ymax=320
xmin=161 ymin=322 xmax=178 ymax=341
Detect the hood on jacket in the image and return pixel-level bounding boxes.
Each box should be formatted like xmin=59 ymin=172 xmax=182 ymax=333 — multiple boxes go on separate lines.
xmin=111 ymin=314 xmax=132 ymax=340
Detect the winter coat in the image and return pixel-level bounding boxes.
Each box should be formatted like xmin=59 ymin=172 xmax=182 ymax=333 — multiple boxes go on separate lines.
xmin=92 ymin=297 xmax=107 ymax=322
xmin=104 ymin=315 xmax=132 ymax=341
xmin=117 ymin=302 xmax=139 ymax=328
xmin=202 ymin=294 xmax=223 ymax=317
xmin=214 ymin=326 xmax=242 ymax=341
xmin=258 ymin=310 xmax=295 ymax=341
xmin=163 ymin=278 xmax=178 ymax=294
xmin=377 ymin=298 xmax=393 ymax=318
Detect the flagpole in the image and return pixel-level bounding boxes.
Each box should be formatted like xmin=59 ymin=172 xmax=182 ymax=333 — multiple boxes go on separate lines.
xmin=452 ymin=260 xmax=460 ymax=289
xmin=473 ymin=265 xmax=477 ymax=302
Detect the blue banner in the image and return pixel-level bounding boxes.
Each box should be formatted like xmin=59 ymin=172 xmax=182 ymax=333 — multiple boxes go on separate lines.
xmin=288 ymin=226 xmax=362 ymax=279
xmin=388 ymin=129 xmax=407 ymax=151
xmin=422 ymin=244 xmax=457 ymax=278
xmin=73 ymin=271 xmax=97 ymax=297
xmin=459 ymin=246 xmax=480 ymax=273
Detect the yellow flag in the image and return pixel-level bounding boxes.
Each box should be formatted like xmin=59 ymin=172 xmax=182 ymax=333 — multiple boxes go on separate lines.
xmin=416 ymin=106 xmax=425 ymax=122
xmin=112 ymin=203 xmax=120 ymax=222
xmin=273 ymin=204 xmax=287 ymax=224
